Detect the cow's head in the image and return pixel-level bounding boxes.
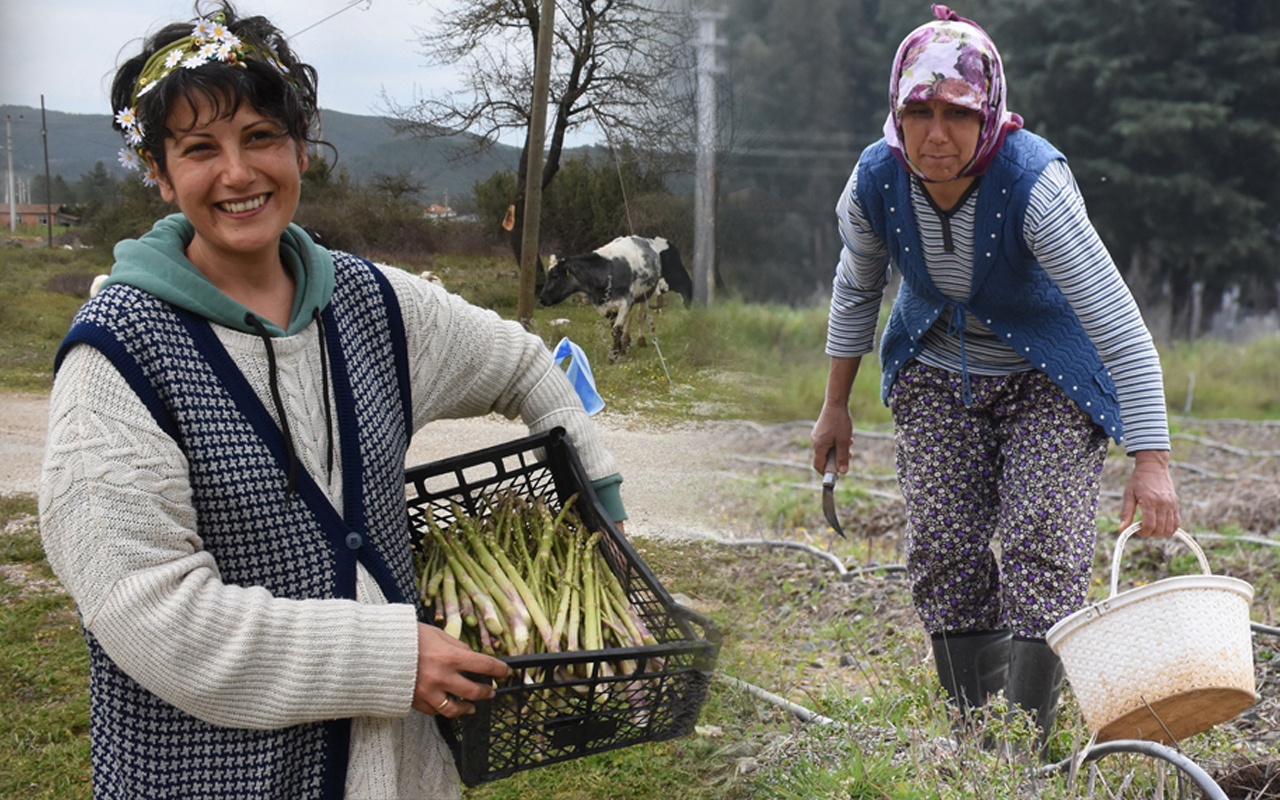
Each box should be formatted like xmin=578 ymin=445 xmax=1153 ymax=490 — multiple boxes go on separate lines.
xmin=539 ymin=254 xmax=581 ymax=306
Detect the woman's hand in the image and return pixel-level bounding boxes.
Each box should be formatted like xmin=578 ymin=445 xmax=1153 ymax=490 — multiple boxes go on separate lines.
xmin=413 ymin=623 xmax=511 ymax=718
xmin=812 ymin=356 xmax=862 ymax=474
xmin=1120 ymin=450 xmax=1180 ymax=538
xmin=811 ymin=404 xmax=853 ymax=475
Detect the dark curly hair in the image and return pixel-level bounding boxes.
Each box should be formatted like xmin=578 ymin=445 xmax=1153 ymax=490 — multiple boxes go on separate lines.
xmin=110 ymin=1 xmax=325 ymax=176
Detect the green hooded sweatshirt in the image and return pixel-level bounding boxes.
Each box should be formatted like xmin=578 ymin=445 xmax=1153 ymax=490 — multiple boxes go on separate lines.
xmin=98 ymin=214 xmax=628 ymax=519
xmin=101 ymin=213 xmax=334 ymax=336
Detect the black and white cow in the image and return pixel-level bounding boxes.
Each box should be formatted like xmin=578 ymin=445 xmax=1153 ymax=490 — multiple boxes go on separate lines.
xmin=539 ymin=235 xmax=693 ymax=358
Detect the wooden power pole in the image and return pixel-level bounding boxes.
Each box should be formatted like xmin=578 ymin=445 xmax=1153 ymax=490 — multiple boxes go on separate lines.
xmin=517 ymin=0 xmax=556 ymax=328
xmin=693 ymin=6 xmax=725 ymax=306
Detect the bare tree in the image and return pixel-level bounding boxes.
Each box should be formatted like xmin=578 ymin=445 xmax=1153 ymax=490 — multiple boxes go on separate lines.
xmin=383 ymin=0 xmax=695 ymax=278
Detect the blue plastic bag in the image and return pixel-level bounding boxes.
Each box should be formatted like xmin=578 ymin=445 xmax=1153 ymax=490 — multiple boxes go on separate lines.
xmin=552 ymin=337 xmax=605 ymax=415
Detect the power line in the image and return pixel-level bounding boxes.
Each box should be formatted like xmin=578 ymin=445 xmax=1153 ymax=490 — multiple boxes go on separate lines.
xmin=290 ymin=0 xmax=371 ymax=39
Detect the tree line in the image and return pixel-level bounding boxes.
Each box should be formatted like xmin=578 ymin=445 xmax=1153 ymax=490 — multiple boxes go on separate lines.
xmin=30 ymin=150 xmax=688 ymax=270
xmin=715 ymin=0 xmax=1280 ymax=333
xmin=24 ymin=0 xmax=1280 ymax=337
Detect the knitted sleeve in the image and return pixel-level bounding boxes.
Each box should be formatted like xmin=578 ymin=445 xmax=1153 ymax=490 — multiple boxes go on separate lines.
xmin=380 ymin=266 xmax=622 ymax=485
xmin=1023 ymin=160 xmax=1171 ymax=453
xmin=38 ymin=343 xmax=420 ymax=730
xmin=827 ymin=165 xmax=892 ymax=359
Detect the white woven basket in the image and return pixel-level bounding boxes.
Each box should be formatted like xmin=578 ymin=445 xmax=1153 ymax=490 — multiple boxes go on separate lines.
xmin=1046 ymin=524 xmax=1257 ymax=743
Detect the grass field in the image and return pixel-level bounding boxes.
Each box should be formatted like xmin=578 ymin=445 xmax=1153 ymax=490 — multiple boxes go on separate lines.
xmin=2 ymin=242 xmax=1278 ymax=798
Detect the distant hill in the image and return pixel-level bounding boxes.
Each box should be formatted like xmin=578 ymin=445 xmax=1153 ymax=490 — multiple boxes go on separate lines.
xmin=0 ymin=105 xmax=521 ymax=207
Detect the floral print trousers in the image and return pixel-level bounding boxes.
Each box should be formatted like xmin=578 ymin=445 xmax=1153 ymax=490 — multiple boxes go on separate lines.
xmin=889 ymin=362 xmax=1109 ymax=639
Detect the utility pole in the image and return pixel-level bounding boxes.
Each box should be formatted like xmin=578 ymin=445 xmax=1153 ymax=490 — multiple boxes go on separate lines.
xmin=5 ymin=114 xmax=18 ymax=233
xmin=517 ymin=0 xmax=555 ymax=328
xmin=692 ymin=6 xmax=725 ymax=306
xmin=41 ymin=97 xmax=54 ymax=247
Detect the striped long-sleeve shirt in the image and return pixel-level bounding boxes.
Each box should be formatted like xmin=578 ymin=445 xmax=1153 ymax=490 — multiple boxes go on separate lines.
xmin=827 ymin=158 xmax=1170 ymax=453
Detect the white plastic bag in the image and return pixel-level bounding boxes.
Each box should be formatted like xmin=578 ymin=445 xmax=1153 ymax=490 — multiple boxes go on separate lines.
xmin=552 ymin=337 xmax=605 ymax=415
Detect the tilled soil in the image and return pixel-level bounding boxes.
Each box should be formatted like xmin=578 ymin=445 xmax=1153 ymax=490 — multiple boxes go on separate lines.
xmin=683 ymin=416 xmax=1280 ymax=790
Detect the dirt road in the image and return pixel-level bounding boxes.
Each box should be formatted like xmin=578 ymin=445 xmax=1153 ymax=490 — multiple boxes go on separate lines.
xmin=1 ymin=391 xmax=781 ymax=541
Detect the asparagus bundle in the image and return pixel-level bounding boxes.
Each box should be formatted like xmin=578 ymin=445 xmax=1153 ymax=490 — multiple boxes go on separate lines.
xmin=415 ymin=493 xmax=659 ymax=664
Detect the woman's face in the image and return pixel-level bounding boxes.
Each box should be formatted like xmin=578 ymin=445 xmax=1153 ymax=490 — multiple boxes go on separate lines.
xmin=900 ymin=99 xmax=982 ymax=183
xmin=152 ymin=93 xmax=307 ymax=270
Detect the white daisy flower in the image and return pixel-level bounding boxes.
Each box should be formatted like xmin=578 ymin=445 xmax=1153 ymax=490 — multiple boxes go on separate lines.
xmin=125 ymin=127 xmax=144 ymax=147
xmin=197 ymin=43 xmax=219 ymax=60
xmin=217 ymin=41 xmax=238 ymax=60
xmin=143 ymin=167 xmax=159 ymax=187
xmin=211 ymin=22 xmax=229 ymax=40
xmin=118 ymin=148 xmax=142 ymax=170
xmin=164 ymin=49 xmax=184 ymax=69
xmin=115 ymin=107 xmax=137 ymax=129
xmin=193 ymin=18 xmax=215 ymax=38
xmin=183 ymin=54 xmax=206 ymax=70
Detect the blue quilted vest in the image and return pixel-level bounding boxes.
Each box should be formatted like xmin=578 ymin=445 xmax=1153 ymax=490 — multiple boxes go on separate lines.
xmin=55 ymin=252 xmax=419 ymax=800
xmin=856 ymin=129 xmax=1123 ymax=443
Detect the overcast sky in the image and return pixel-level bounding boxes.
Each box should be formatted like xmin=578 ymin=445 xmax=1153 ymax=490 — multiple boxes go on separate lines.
xmin=0 ymin=0 xmax=463 ymax=122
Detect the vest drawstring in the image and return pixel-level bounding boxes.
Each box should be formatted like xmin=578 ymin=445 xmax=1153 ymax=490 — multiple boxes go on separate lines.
xmin=311 ymin=308 xmax=335 ymax=478
xmin=945 ymin=302 xmax=974 ymax=406
xmin=245 ymin=313 xmax=299 ymax=496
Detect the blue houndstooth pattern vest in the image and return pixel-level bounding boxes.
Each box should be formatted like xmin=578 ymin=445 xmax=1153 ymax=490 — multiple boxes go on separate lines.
xmin=56 ymin=252 xmax=420 ymax=800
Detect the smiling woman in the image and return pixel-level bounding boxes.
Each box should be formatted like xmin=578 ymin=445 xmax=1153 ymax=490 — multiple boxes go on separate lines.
xmin=155 ymin=99 xmax=307 ymax=326
xmin=37 ymin=2 xmax=629 ymax=799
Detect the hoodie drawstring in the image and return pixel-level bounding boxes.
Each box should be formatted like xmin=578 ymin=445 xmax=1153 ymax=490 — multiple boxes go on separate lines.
xmin=245 ymin=313 xmax=300 ymax=496
xmin=945 ymin=302 xmax=974 ymax=407
xmin=312 ymin=308 xmax=335 ymax=476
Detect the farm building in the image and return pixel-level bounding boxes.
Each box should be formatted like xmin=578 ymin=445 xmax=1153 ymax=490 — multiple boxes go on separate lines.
xmin=5 ymin=203 xmax=80 ymax=227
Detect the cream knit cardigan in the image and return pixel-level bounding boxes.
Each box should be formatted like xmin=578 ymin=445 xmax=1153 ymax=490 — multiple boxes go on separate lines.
xmin=39 ymin=264 xmax=621 ymax=799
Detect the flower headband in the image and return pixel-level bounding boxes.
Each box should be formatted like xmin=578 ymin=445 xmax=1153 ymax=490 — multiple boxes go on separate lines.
xmin=115 ymin=13 xmax=287 ymax=185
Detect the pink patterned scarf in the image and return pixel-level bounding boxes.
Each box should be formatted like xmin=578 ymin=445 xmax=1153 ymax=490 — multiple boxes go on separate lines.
xmin=882 ymin=4 xmax=1023 ymax=180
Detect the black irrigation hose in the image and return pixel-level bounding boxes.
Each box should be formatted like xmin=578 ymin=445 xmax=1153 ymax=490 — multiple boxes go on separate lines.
xmin=1038 ymin=740 xmax=1229 ymax=800
xmin=839 ymin=564 xmax=909 ymax=582
xmin=1252 ymin=622 xmax=1280 ymax=638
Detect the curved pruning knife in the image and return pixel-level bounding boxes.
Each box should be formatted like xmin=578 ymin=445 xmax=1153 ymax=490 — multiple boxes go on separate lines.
xmin=822 ymin=447 xmax=846 ymax=538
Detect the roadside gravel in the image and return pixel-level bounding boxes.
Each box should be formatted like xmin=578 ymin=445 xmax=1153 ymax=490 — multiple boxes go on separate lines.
xmin=0 ymin=391 xmax=788 ymax=542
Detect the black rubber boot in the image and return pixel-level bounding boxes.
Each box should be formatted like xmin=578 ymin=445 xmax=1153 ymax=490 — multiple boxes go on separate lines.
xmin=931 ymin=629 xmax=1012 ymax=713
xmin=1005 ymin=637 xmax=1065 ymax=758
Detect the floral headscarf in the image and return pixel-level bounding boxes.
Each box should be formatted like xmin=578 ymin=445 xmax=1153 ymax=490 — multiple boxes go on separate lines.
xmin=882 ymin=4 xmax=1023 ymax=181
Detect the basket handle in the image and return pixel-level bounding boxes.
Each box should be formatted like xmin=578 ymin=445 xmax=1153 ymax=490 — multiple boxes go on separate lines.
xmin=1109 ymin=522 xmax=1211 ymax=598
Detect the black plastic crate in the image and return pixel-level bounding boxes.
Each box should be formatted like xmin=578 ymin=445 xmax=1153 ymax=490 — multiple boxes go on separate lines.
xmin=405 ymin=426 xmax=720 ymax=786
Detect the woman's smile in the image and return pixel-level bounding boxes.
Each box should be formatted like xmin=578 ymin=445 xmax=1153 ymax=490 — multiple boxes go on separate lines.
xmin=217 ymin=193 xmax=271 ymax=215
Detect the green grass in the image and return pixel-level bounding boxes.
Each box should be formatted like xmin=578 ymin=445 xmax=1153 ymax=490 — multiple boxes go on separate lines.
xmin=0 ymin=247 xmax=111 ymax=391
xmin=1160 ymin=336 xmax=1280 ymax=419
xmin=4 ymin=245 xmax=1280 ymax=798
xmin=0 ymin=495 xmax=92 ymax=800
xmin=6 ymin=243 xmax=1280 ymax=427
